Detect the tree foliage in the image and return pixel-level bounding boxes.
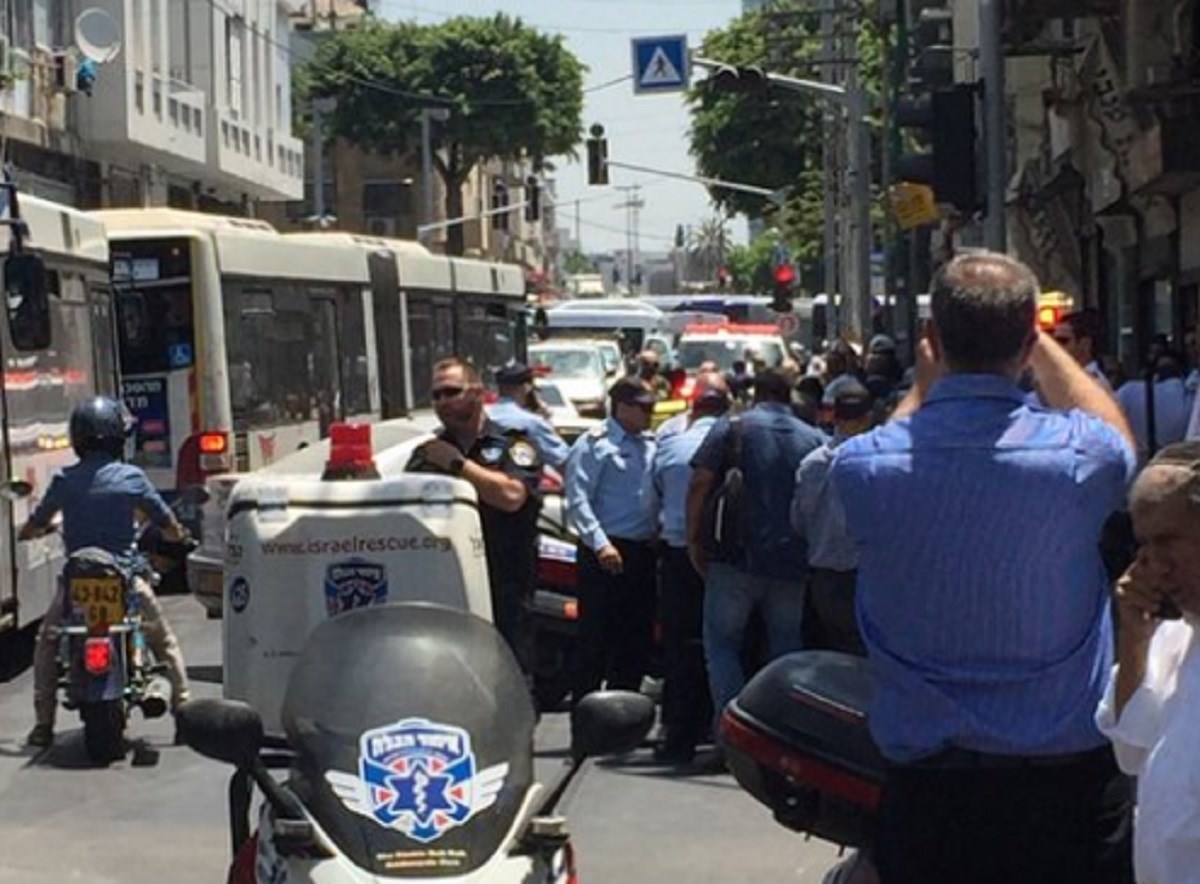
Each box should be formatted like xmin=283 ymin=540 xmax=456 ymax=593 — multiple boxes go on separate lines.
xmin=300 ymin=15 xmax=586 ymax=255
xmin=687 ymin=1 xmax=884 ymax=276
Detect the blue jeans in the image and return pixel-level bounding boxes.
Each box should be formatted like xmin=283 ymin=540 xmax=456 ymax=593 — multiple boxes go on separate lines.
xmin=702 ymin=562 xmax=806 ymax=724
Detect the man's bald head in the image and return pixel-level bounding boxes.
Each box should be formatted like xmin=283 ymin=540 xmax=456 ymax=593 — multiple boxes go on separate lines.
xmin=1131 ymin=441 xmax=1200 ymax=516
xmin=931 ymin=251 xmax=1039 ymax=374
xmin=691 ymin=369 xmax=730 ymax=417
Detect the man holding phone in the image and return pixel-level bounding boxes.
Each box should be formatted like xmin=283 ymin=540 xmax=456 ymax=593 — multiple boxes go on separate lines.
xmin=1097 ymin=441 xmax=1200 ymax=884
xmin=832 ymin=252 xmax=1138 ymax=884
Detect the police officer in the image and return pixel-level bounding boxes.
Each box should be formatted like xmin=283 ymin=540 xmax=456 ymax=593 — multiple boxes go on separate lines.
xmin=407 ymin=357 xmax=542 ymax=672
xmin=652 ymin=377 xmax=731 ymax=764
xmin=20 ymin=397 xmax=191 ymax=748
xmin=488 ymin=361 xmax=570 ymax=470
xmin=565 ymin=377 xmax=659 ymax=701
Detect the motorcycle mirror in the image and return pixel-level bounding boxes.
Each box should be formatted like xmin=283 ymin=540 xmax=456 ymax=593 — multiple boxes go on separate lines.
xmin=569 ymin=691 xmax=655 ymax=760
xmin=176 ymin=698 xmax=264 ymax=768
xmin=178 ymin=484 xmax=211 ymax=506
xmin=1 ymin=479 xmax=33 ymax=501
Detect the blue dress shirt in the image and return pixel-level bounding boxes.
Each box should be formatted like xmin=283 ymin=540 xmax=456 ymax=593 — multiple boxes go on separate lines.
xmin=653 ymin=415 xmax=718 ymax=548
xmin=831 ymin=374 xmax=1136 ymax=762
xmin=487 ymin=397 xmax=570 ymax=469
xmin=565 ymin=418 xmax=658 ymax=551
xmin=30 ymin=454 xmax=174 ymax=555
xmin=792 ymin=435 xmax=858 ymax=572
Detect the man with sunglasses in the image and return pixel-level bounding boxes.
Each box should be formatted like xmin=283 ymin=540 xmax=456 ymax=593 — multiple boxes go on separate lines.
xmin=1053 ymin=310 xmax=1113 ymax=394
xmin=407 ymin=358 xmax=542 ymax=672
xmin=565 ymin=377 xmax=660 ymax=703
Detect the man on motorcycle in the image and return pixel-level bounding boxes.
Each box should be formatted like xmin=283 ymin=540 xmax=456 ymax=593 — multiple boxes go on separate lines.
xmin=21 ymin=397 xmax=191 ymax=748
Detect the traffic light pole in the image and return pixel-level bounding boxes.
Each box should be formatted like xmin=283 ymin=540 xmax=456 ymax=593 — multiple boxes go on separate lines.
xmin=692 ymin=55 xmax=874 ymax=345
xmin=980 ymin=0 xmax=1007 ymax=251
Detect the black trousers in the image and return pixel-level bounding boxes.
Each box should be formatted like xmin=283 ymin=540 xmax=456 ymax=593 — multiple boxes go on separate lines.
xmin=490 ymin=575 xmax=532 ymax=674
xmin=572 ymin=538 xmax=657 ymax=701
xmin=875 ymin=746 xmax=1134 ymax=884
xmin=658 ymin=546 xmax=711 ymax=748
xmin=807 ymin=568 xmax=865 ymax=656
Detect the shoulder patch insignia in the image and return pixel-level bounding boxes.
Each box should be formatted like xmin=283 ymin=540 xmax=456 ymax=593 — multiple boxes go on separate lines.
xmin=509 ymin=440 xmax=537 ymax=468
xmin=587 ymin=425 xmax=607 ymax=439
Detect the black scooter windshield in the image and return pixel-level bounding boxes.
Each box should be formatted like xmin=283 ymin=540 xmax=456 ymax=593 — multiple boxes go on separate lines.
xmin=281 ymin=603 xmax=536 ymax=877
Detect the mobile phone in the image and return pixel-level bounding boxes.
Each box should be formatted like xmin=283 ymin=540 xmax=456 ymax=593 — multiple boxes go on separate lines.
xmin=1155 ymin=597 xmax=1183 ymax=621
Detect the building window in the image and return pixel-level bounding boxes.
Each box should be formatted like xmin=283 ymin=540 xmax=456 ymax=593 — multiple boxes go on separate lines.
xmin=225 ymin=16 xmax=243 ymax=117
xmin=362 ymin=180 xmax=413 ymax=218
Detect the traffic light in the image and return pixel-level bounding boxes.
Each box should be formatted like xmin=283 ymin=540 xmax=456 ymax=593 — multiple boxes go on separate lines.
xmin=707 ymin=65 xmax=769 ymax=95
xmin=911 ymin=6 xmax=953 ymax=88
xmin=586 ymin=123 xmax=608 ymax=186
xmin=524 ymin=176 xmax=541 ymax=223
xmin=771 ymin=263 xmax=796 ymax=313
xmin=896 ymin=84 xmax=980 ymax=215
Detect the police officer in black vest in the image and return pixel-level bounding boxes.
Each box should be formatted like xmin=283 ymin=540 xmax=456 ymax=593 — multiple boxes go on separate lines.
xmin=407 ymin=357 xmax=542 ymax=672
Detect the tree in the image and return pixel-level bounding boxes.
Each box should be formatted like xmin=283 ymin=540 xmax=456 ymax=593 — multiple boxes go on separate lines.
xmin=686 ymin=1 xmax=884 ymax=274
xmin=301 ymin=16 xmax=586 ymax=255
xmin=687 ymin=216 xmax=730 ymax=282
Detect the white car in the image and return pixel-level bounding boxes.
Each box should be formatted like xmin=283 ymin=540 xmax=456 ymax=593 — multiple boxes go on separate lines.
xmin=675 ymin=325 xmax=790 ymax=375
xmin=528 ymin=342 xmax=609 ymax=418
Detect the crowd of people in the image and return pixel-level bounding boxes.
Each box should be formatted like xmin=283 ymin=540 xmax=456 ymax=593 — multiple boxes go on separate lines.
xmin=415 ymin=251 xmax=1199 ymax=884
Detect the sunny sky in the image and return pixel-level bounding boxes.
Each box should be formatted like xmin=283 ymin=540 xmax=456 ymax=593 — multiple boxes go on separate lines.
xmin=376 ymin=0 xmax=748 ymax=255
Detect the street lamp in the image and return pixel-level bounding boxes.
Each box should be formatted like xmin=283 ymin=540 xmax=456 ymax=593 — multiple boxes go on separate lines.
xmin=419 ymin=107 xmax=451 ymax=245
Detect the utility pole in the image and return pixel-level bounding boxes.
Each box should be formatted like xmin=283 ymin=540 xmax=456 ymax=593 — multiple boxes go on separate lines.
xmin=980 ymin=0 xmax=1007 ymax=251
xmin=574 ymin=199 xmax=581 ymax=250
xmin=820 ymin=0 xmax=840 ymax=336
xmin=311 ymin=96 xmax=336 ymax=226
xmin=846 ymin=63 xmax=874 ymax=343
xmin=419 ymin=107 xmax=451 ymax=247
xmin=615 ymin=184 xmax=644 ymax=293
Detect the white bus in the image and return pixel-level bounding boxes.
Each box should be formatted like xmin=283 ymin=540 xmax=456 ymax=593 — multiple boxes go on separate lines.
xmin=1 ymin=193 xmax=116 ymax=642
xmin=95 ymin=210 xmax=382 ymax=495
xmin=96 ymin=211 xmax=530 ymax=496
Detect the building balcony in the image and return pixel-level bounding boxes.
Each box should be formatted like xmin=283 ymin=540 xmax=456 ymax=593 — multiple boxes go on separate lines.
xmin=212 ymin=107 xmax=304 ymax=201
xmin=75 ymin=62 xmax=208 ymax=173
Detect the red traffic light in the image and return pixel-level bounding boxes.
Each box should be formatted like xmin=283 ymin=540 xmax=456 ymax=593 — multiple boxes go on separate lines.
xmin=774 ymin=264 xmax=796 ymax=287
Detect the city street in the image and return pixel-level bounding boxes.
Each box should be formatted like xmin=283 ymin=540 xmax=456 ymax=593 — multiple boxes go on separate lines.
xmin=0 ymin=596 xmax=843 ymax=883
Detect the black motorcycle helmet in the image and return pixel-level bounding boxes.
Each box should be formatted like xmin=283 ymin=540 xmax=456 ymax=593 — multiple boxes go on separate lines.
xmin=69 ymin=396 xmax=133 ymax=459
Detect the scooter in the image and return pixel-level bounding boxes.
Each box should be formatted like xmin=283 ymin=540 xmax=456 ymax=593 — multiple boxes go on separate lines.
xmin=179 ymin=602 xmax=655 ymax=884
xmin=48 ymin=486 xmax=207 ymax=763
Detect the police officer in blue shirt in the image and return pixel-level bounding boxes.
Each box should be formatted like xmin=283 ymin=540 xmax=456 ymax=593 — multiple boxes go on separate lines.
xmin=487 ymin=361 xmax=570 ymax=470
xmin=565 ymin=377 xmax=659 ymax=702
xmin=20 ymin=397 xmax=191 ymax=748
xmin=652 ymin=379 xmax=731 ymax=764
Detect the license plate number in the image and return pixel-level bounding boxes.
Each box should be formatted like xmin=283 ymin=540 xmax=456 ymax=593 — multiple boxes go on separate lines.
xmin=69 ymin=577 xmax=126 ymax=630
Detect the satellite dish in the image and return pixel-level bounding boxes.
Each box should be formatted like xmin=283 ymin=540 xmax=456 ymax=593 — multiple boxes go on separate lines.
xmin=75 ymin=8 xmax=122 ymax=64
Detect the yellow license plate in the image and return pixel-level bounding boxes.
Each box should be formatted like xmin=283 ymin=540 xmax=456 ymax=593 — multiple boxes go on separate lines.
xmin=69 ymin=577 xmax=126 ymax=630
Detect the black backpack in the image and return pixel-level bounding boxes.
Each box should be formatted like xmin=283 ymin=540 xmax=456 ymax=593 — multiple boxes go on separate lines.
xmin=702 ymin=417 xmax=746 ymax=564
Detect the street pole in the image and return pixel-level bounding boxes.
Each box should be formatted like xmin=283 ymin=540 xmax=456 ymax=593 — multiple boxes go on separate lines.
xmin=311 ymin=97 xmax=336 ymax=225
xmin=419 ymin=107 xmax=451 ymax=247
xmin=846 ymin=70 xmax=874 ymax=345
xmin=980 ymin=0 xmax=1007 ymax=251
xmin=821 ymin=0 xmax=840 ymax=337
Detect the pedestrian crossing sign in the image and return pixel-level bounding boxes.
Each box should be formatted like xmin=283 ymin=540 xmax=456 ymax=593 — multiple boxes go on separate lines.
xmin=632 ymin=35 xmax=689 ymax=95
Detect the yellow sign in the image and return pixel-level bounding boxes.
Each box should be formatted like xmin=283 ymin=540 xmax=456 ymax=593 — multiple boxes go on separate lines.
xmin=888 ymin=183 xmax=939 ymax=230
xmin=70 ymin=577 xmax=126 ymax=631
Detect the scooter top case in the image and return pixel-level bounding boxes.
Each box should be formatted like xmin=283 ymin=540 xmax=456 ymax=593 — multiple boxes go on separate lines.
xmin=224 ymin=472 xmax=493 ymax=734
xmin=720 ymin=651 xmax=886 ymax=850
xmin=280 ymin=602 xmax=538 ymax=880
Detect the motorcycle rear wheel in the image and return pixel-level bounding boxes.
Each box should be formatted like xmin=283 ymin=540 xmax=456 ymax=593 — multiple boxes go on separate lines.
xmin=81 ymin=700 xmax=126 ymax=764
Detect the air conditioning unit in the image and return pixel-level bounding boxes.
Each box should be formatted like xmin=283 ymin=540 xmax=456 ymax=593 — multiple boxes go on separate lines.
xmin=52 ymin=51 xmax=78 ymax=93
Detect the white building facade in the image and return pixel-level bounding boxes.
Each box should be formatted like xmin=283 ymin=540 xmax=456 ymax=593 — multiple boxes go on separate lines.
xmin=0 ymin=0 xmax=303 ymax=209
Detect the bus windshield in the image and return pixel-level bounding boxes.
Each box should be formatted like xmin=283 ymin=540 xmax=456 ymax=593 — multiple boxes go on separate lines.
xmin=112 ymin=238 xmax=197 ymax=375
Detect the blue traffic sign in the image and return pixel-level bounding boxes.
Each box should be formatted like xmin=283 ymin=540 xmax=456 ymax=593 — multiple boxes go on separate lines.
xmin=631 ymin=35 xmax=689 ymax=95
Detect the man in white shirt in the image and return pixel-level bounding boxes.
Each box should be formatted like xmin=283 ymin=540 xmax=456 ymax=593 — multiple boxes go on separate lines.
xmin=1115 ymin=353 xmax=1193 ymax=462
xmin=1097 ymin=441 xmax=1200 ymax=884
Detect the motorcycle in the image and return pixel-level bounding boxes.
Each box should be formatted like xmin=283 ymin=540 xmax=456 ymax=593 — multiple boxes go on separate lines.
xmin=718 ymin=651 xmax=885 ymax=851
xmin=179 ymin=602 xmax=655 ymax=884
xmin=50 ymin=485 xmax=207 ymax=763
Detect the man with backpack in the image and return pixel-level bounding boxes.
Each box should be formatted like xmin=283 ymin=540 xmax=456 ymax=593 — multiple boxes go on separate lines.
xmin=686 ymin=368 xmax=826 ymax=722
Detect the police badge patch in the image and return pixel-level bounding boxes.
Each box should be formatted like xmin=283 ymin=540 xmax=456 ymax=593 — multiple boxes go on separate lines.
xmin=324 ymin=719 xmax=509 ymax=844
xmin=508 ymin=440 xmax=537 ymax=468
xmin=324 ymin=559 xmax=388 ymax=617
